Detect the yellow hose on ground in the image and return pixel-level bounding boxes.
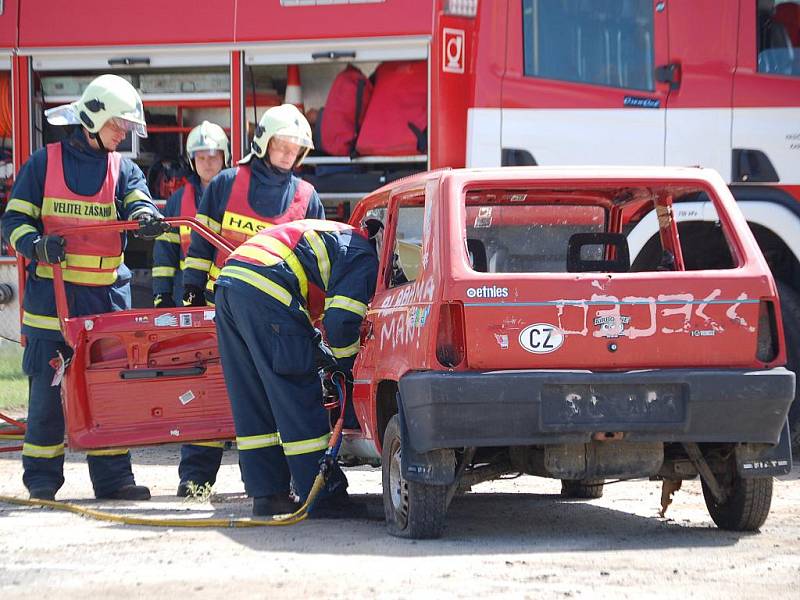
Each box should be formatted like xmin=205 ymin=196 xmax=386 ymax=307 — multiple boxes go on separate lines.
xmin=0 ymin=473 xmax=327 ymax=528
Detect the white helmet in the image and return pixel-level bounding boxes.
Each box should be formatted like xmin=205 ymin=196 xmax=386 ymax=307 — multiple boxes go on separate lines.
xmin=186 ymin=121 xmax=230 ymax=168
xmin=45 ymin=74 xmax=147 ymax=138
xmin=251 ymin=104 xmax=313 ymax=166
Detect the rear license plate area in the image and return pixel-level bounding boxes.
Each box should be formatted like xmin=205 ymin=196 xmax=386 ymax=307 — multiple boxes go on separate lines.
xmin=541 ymin=383 xmax=686 ymax=427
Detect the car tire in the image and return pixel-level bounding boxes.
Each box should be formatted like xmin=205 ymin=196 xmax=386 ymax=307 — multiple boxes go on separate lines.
xmin=701 ymin=474 xmax=772 ymax=531
xmin=382 ymin=414 xmax=448 ymax=539
xmin=777 ymin=283 xmax=800 ymax=455
xmin=560 ymin=478 xmax=604 ymax=499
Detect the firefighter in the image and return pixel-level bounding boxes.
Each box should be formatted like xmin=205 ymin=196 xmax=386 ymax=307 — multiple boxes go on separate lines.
xmin=214 ymin=219 xmax=378 ymax=517
xmin=151 ymin=121 xmax=231 ymax=496
xmin=0 ymin=74 xmax=168 ymax=501
xmin=177 ymin=105 xmax=324 ymax=495
xmin=152 ymin=121 xmax=230 ymax=306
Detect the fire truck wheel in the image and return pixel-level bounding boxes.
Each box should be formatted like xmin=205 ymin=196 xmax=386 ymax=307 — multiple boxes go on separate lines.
xmin=381 ymin=414 xmax=448 ymax=539
xmin=560 ymin=478 xmax=605 ymax=499
xmin=777 ymin=283 xmax=800 ymax=455
xmin=701 ymin=472 xmax=772 ymax=532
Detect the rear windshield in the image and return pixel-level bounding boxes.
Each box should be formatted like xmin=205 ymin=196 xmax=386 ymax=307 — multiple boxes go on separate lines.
xmin=463 ymin=185 xmax=739 ymax=274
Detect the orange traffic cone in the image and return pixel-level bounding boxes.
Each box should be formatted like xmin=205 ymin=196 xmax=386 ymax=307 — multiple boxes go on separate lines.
xmin=285 ymin=65 xmax=304 ymax=112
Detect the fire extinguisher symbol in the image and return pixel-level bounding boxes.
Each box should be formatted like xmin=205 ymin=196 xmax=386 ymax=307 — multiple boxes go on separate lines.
xmin=443 ymin=28 xmax=465 ymax=74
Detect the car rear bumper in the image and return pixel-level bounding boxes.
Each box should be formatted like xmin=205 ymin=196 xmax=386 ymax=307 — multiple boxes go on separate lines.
xmin=398 ymin=367 xmax=795 ymax=452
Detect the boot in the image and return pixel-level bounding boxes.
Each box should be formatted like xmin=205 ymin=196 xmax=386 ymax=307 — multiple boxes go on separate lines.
xmin=29 ymin=488 xmax=57 ymax=501
xmin=307 ymin=489 xmax=371 ymax=520
xmin=252 ymin=493 xmax=300 ymax=517
xmin=96 ymin=484 xmax=151 ymax=501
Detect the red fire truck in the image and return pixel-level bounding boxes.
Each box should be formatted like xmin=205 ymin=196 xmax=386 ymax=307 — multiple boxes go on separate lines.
xmin=0 ymin=0 xmax=798 ymax=441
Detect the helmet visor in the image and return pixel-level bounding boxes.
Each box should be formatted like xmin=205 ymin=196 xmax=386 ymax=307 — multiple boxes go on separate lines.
xmin=44 ymin=104 xmax=82 ymax=126
xmin=272 ymin=132 xmax=313 ymax=149
xmin=111 ymin=116 xmax=147 ymax=139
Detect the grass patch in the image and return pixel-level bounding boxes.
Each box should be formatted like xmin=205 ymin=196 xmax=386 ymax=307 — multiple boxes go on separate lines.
xmin=0 ymin=341 xmax=27 ymax=411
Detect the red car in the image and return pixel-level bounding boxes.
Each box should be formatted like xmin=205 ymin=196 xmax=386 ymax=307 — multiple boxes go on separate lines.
xmin=58 ymin=167 xmax=793 ymax=539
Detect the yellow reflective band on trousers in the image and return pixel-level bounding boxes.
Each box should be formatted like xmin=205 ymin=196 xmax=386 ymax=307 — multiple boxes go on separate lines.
xmin=190 ymin=441 xmax=226 ymax=448
xmin=282 ymin=433 xmax=331 ymax=456
xmin=304 ymin=230 xmax=330 ymax=288
xmin=219 ymin=265 xmax=294 ymax=308
xmin=153 ymin=266 xmax=177 ymax=278
xmin=22 ymin=442 xmax=65 ymax=459
xmin=331 ymin=339 xmax=361 ymax=359
xmin=185 ymin=256 xmax=213 ymax=272
xmin=6 ymin=198 xmax=42 ymax=218
xmin=22 ymin=311 xmax=61 ymax=331
xmin=9 ymin=224 xmax=39 ymax=249
xmin=324 ymin=295 xmax=367 ymax=317
xmin=86 ymin=448 xmax=130 ymax=456
xmin=157 ymin=232 xmax=181 ymax=244
xmin=236 ymin=433 xmax=280 ymax=451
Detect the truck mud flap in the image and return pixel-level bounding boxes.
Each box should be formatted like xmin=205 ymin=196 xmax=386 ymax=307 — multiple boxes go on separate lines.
xmin=398 ymin=395 xmax=455 ymax=485
xmin=736 ymin=419 xmax=793 ymax=478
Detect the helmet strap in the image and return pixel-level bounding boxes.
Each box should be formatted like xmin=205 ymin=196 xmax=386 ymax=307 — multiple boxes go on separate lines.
xmin=87 ymin=130 xmax=109 ymax=153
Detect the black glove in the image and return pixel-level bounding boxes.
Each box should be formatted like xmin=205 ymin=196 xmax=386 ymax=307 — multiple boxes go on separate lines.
xmin=154 ymin=293 xmax=176 ymax=308
xmin=34 ymin=235 xmax=66 ymax=263
xmin=135 ymin=213 xmax=171 ymax=240
xmin=313 ymin=329 xmax=339 ymax=372
xmin=182 ymin=284 xmax=206 ymax=307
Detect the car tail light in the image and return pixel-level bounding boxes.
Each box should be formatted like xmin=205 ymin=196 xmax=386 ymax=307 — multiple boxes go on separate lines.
xmin=756 ymin=299 xmax=779 ymax=363
xmin=436 ymin=301 xmax=466 ymax=367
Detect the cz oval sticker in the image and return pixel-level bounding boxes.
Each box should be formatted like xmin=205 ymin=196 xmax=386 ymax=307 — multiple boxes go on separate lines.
xmin=519 ymin=323 xmax=564 ymax=354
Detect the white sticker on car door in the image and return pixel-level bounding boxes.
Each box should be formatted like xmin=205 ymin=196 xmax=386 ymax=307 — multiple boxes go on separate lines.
xmin=519 ymin=323 xmax=564 ymax=354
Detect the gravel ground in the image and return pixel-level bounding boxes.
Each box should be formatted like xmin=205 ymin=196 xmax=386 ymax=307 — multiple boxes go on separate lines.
xmin=0 ymin=444 xmax=798 ymax=599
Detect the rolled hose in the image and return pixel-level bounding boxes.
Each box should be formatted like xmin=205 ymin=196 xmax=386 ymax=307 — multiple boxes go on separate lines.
xmin=0 ymin=373 xmax=348 ymax=528
xmin=0 ymin=282 xmax=13 ymax=305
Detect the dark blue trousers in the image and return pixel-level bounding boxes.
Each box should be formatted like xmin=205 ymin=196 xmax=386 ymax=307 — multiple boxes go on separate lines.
xmin=178 ymin=443 xmax=224 ymax=487
xmin=214 ymin=285 xmax=346 ymax=500
xmin=22 ymin=338 xmax=136 ymax=497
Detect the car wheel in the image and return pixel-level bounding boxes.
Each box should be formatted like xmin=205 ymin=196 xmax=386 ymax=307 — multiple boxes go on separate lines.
xmin=382 ymin=414 xmax=448 ymax=539
xmin=560 ymin=478 xmax=604 ymax=499
xmin=701 ymin=474 xmax=772 ymax=531
xmin=777 ymin=283 xmax=800 ymax=455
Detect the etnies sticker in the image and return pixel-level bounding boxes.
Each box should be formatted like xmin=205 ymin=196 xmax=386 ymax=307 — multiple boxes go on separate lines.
xmin=519 ymin=323 xmax=564 ymax=354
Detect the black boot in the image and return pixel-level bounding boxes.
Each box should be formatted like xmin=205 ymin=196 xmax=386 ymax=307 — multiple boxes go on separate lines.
xmin=308 ymin=489 xmax=370 ymax=520
xmin=29 ymin=488 xmax=57 ymax=501
xmin=96 ymin=484 xmax=151 ymax=501
xmin=252 ymin=493 xmax=300 ymax=517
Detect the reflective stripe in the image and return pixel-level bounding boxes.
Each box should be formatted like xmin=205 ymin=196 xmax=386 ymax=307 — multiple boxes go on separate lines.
xmin=222 ymin=210 xmax=275 ymax=238
xmin=179 ymin=259 xmax=186 ymax=271
xmin=157 ymin=232 xmax=180 ymax=244
xmin=236 ymin=433 xmax=280 ymax=451
xmin=123 ymin=189 xmax=151 ymax=206
xmin=36 ymin=265 xmax=118 ymax=286
xmin=191 ymin=441 xmax=226 ymax=448
xmin=324 ymin=295 xmax=368 ymax=317
xmin=6 ymin=198 xmax=41 ymax=218
xmin=231 ymin=245 xmax=284 ymax=267
xmin=22 ymin=311 xmax=61 ymax=331
xmin=153 ymin=266 xmax=177 ymax=278
xmin=195 ymin=214 xmax=222 ymax=233
xmin=22 ymin=442 xmax=65 ymax=458
xmin=185 ymin=256 xmax=213 ymax=271
xmin=234 ymin=237 xmax=308 ymax=301
xmin=9 ymin=224 xmax=39 ymax=248
xmin=62 ymin=253 xmax=123 ymax=269
xmin=331 ymin=339 xmax=361 ymax=359
xmin=86 ymin=448 xmax=129 ymax=456
xmin=282 ymin=433 xmax=331 ymax=456
xmin=304 ymin=231 xmax=330 ymax=288
xmin=42 ymin=196 xmax=116 ymax=222
xmin=219 ymin=266 xmax=294 ymax=307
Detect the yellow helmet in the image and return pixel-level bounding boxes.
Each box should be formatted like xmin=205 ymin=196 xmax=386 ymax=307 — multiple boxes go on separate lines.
xmin=186 ymin=121 xmax=230 ymax=167
xmin=45 ymin=74 xmax=147 ymax=138
xmin=251 ymin=104 xmax=313 ymax=166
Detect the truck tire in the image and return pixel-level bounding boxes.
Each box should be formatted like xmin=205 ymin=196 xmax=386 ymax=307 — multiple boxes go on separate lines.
xmin=382 ymin=414 xmax=448 ymax=539
xmin=701 ymin=475 xmax=772 ymax=531
xmin=560 ymin=478 xmax=604 ymax=499
xmin=777 ymin=283 xmax=800 ymax=454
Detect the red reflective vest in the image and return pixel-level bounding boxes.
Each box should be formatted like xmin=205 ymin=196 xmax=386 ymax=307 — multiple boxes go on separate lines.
xmin=38 ymin=143 xmax=123 ymax=286
xmin=224 ymin=219 xmax=357 ymax=321
xmin=207 ymin=165 xmax=313 ymax=291
xmin=178 ymin=183 xmax=197 ymax=258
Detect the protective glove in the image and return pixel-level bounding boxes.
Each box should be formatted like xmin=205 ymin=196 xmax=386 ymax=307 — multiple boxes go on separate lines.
xmin=182 ymin=284 xmax=206 ymax=307
xmin=154 ymin=293 xmax=176 ymax=308
xmin=313 ymin=329 xmax=339 ymax=372
xmin=34 ymin=235 xmax=66 ymax=263
xmin=134 ymin=213 xmax=171 ymax=240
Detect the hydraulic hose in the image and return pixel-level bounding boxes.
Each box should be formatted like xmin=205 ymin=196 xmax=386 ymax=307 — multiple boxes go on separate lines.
xmin=0 ymin=373 xmax=349 ymax=528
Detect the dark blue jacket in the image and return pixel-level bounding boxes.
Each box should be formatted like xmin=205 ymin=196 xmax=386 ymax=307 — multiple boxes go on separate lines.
xmin=0 ymin=129 xmax=158 ymax=340
xmin=217 ymin=224 xmax=378 ymax=371
xmin=151 ymin=173 xmax=203 ymax=300
xmin=183 ymin=158 xmax=325 ymax=292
